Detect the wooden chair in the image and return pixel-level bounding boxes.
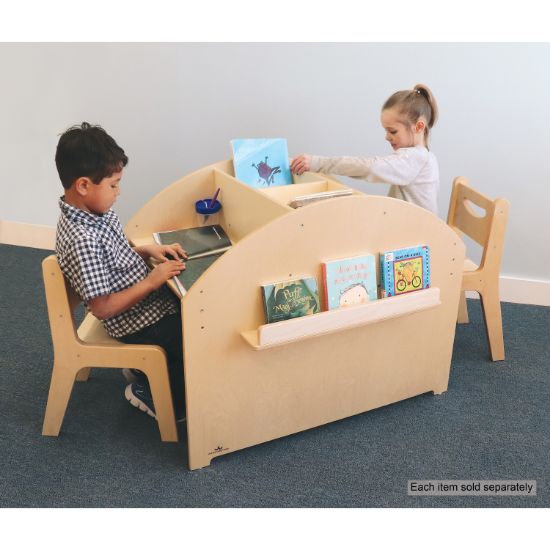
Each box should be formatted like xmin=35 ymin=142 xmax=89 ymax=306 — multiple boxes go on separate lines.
xmin=447 ymin=177 xmax=510 ymax=361
xmin=41 ymin=255 xmax=178 ymax=441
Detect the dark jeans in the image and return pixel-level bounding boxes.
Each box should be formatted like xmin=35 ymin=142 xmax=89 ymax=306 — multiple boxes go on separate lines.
xmin=117 ymin=313 xmax=185 ymax=413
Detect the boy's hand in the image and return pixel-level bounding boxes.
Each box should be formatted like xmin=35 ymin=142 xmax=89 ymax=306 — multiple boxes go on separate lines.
xmin=147 ymin=259 xmax=185 ymax=290
xmin=137 ymin=243 xmax=188 ymax=262
xmin=88 ymin=258 xmax=185 ymax=320
xmin=290 ymin=154 xmax=312 ymax=175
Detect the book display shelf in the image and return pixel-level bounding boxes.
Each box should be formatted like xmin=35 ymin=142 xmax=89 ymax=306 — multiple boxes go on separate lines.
xmin=125 ymin=159 xmax=465 ymax=470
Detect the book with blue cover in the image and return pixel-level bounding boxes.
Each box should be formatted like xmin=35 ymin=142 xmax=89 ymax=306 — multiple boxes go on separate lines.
xmin=380 ymin=245 xmax=430 ymax=297
xmin=231 ymin=138 xmax=293 ymax=188
xmin=322 ymin=254 xmax=378 ymax=311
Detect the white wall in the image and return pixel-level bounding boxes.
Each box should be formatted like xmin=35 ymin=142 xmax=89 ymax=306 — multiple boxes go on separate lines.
xmin=1 ymin=43 xmax=549 ymax=282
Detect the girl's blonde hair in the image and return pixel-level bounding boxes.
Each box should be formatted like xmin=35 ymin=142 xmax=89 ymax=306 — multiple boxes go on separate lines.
xmin=382 ymin=84 xmax=439 ymax=149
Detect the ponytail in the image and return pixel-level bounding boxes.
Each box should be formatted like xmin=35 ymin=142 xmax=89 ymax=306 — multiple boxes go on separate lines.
xmin=413 ymin=84 xmax=438 ymax=129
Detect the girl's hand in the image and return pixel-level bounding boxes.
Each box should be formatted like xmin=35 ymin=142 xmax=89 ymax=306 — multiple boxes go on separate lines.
xmin=137 ymin=243 xmax=188 ymax=262
xmin=290 ymin=154 xmax=312 ymax=175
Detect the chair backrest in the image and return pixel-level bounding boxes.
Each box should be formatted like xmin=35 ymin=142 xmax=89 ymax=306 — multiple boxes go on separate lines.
xmin=42 ymin=255 xmax=82 ymax=351
xmin=447 ymin=176 xmax=510 ymax=272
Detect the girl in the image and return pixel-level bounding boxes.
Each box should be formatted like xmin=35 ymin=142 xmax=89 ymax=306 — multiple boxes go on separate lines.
xmin=290 ymin=84 xmax=440 ymax=216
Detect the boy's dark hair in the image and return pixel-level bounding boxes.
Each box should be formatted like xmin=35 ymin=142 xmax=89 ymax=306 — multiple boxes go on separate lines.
xmin=55 ymin=122 xmax=129 ymax=189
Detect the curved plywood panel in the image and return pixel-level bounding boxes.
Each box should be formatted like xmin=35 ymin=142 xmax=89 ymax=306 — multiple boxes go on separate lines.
xmin=181 ymin=194 xmax=465 ymax=469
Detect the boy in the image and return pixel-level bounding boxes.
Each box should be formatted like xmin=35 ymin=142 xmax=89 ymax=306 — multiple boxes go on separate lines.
xmin=54 ymin=122 xmax=187 ymax=421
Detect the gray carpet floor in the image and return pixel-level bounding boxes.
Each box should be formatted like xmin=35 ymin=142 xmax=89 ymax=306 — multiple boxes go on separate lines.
xmin=1 ymin=243 xmax=548 ymax=507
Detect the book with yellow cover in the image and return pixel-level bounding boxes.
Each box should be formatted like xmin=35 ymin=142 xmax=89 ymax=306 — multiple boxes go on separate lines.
xmin=380 ymin=245 xmax=430 ymax=297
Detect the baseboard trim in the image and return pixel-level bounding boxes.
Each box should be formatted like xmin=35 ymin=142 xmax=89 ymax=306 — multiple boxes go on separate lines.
xmin=466 ymin=276 xmax=550 ymax=307
xmin=0 ymin=220 xmax=55 ymax=250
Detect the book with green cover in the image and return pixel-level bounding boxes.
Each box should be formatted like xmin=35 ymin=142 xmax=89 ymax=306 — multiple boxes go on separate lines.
xmin=153 ymin=224 xmax=232 ymax=296
xmin=261 ymin=276 xmax=320 ymax=324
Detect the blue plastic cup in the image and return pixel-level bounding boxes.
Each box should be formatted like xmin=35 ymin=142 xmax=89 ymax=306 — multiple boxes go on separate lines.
xmin=195 ymin=199 xmax=222 ymax=216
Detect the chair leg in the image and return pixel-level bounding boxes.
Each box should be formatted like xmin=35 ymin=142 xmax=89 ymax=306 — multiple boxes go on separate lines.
xmin=457 ymin=289 xmax=469 ymax=324
xmin=75 ymin=367 xmax=92 ymax=382
xmin=42 ymin=364 xmax=77 ymax=436
xmin=479 ymin=288 xmax=505 ymax=361
xmin=145 ymin=367 xmax=179 ymax=443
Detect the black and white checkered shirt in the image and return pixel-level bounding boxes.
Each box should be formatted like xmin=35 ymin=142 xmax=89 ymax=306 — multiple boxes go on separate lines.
xmin=56 ymin=198 xmax=179 ymax=338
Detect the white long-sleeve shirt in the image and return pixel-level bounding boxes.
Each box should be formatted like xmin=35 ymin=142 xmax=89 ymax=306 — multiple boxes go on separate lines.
xmin=309 ymin=146 xmax=440 ymax=216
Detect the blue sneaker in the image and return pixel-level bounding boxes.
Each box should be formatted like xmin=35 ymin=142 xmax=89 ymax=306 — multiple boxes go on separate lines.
xmin=125 ymin=383 xmax=186 ymax=423
xmin=125 ymin=382 xmax=155 ymax=418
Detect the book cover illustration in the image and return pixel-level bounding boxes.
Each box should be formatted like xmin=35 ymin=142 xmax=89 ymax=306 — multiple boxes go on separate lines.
xmin=261 ymin=277 xmax=320 ymax=324
xmin=231 ymin=138 xmax=293 ymax=188
xmin=380 ymin=245 xmax=430 ymax=297
xmin=322 ymin=254 xmax=378 ymax=311
xmin=153 ymin=224 xmax=232 ymax=295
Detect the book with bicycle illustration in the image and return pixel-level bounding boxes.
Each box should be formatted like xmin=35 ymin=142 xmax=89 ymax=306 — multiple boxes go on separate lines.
xmin=261 ymin=276 xmax=320 ymax=323
xmin=322 ymin=253 xmax=378 ymax=311
xmin=380 ymin=245 xmax=431 ymax=297
xmin=231 ymin=138 xmax=293 ymax=188
xmin=153 ymin=224 xmax=232 ymax=296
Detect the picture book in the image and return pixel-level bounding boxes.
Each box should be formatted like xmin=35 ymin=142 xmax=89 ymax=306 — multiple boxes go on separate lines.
xmin=322 ymin=254 xmax=378 ymax=310
xmin=380 ymin=245 xmax=430 ymax=297
xmin=153 ymin=225 xmax=232 ymax=296
xmin=261 ymin=276 xmax=320 ymax=324
xmin=288 ymin=188 xmax=353 ymax=209
xmin=231 ymin=138 xmax=293 ymax=188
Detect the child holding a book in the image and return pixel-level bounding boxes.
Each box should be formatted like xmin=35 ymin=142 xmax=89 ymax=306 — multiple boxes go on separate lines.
xmin=290 ymin=84 xmax=440 ymax=216
xmin=54 ymin=122 xmax=188 ymax=421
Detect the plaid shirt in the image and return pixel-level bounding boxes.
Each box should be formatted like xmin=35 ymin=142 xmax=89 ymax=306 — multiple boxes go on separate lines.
xmin=56 ymin=198 xmax=179 ymax=338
